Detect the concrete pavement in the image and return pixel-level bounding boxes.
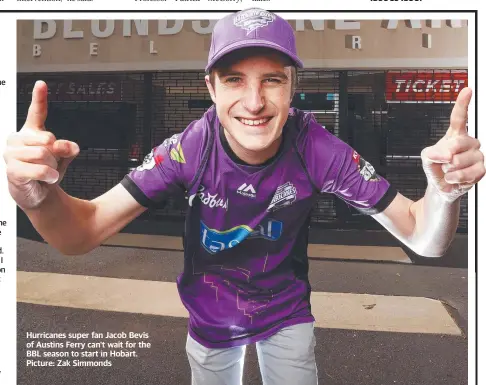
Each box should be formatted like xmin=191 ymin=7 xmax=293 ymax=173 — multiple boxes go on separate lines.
xmin=17 ymin=271 xmax=461 ymax=336
xmin=16 ymin=237 xmax=469 ymax=385
xmin=101 ymin=233 xmax=412 ymax=264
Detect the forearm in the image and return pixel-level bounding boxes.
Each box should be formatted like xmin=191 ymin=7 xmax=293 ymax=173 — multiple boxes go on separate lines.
xmin=407 ymin=184 xmax=461 ymax=257
xmin=373 ymin=185 xmax=461 ymax=258
xmin=372 ymin=86 xmax=480 ymax=257
xmin=22 ymin=183 xmax=147 ymax=255
xmin=22 ymin=185 xmax=97 ymax=255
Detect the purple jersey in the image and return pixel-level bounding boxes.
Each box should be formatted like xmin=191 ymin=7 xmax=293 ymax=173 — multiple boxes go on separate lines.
xmin=122 ymin=106 xmax=396 ymax=348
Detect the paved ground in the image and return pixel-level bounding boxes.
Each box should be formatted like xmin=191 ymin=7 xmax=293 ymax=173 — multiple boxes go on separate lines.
xmin=17 ymin=211 xmax=469 ymax=268
xmin=17 ymin=303 xmax=467 ymax=385
xmin=16 ymin=236 xmax=469 ymax=385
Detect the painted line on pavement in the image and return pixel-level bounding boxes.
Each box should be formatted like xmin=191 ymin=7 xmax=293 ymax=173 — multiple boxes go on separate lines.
xmin=17 ymin=271 xmax=460 ymax=335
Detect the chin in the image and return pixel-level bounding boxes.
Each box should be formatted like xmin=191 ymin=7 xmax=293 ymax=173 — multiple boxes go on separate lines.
xmin=235 ymin=134 xmax=276 ymax=153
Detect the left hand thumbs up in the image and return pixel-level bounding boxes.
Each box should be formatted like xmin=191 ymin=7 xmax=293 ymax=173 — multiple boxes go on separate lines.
xmin=421 ymin=87 xmax=485 ymax=202
xmin=445 ymin=86 xmax=472 ymax=138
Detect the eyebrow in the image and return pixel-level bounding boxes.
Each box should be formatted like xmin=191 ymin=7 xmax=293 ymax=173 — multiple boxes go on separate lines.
xmin=262 ymin=71 xmax=289 ymax=80
xmin=218 ymin=70 xmax=245 ymax=78
xmin=218 ymin=70 xmax=289 ymax=80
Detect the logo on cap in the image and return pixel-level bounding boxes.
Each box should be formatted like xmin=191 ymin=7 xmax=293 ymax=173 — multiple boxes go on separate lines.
xmin=233 ymin=9 xmax=275 ymax=35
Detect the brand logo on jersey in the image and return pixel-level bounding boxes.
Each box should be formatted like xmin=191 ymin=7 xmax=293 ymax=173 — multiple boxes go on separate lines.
xmin=267 ymin=182 xmax=297 ymax=212
xmin=237 ymin=183 xmax=256 ymax=198
xmin=352 ymin=151 xmax=379 ymax=182
xmin=233 ymin=8 xmax=275 ymax=35
xmin=162 ymin=133 xmax=181 ymax=149
xmin=200 ymin=219 xmax=283 ymax=254
xmin=136 ymin=148 xmax=164 ymax=171
xmin=189 ymin=185 xmax=229 ymax=211
xmin=170 ymin=143 xmax=186 ymax=164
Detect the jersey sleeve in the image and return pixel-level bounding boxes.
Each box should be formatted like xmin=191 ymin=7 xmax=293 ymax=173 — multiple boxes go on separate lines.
xmin=121 ymin=119 xmax=208 ymax=208
xmin=299 ymin=115 xmax=398 ymax=215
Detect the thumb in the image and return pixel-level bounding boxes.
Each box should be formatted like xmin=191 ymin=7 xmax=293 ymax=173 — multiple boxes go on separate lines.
xmin=445 ymin=87 xmax=472 ymax=138
xmin=52 ymin=139 xmax=80 ymax=160
xmin=24 ymin=80 xmax=49 ymax=130
xmin=51 ymin=140 xmax=80 ymax=182
xmin=421 ymin=143 xmax=453 ymax=165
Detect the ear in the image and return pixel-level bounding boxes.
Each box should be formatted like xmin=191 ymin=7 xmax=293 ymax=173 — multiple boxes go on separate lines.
xmin=288 ymin=65 xmax=297 ymax=103
xmin=205 ymin=75 xmax=217 ymax=104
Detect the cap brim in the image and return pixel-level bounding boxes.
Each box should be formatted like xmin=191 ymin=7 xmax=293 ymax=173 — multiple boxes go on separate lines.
xmin=205 ymin=39 xmax=304 ymax=73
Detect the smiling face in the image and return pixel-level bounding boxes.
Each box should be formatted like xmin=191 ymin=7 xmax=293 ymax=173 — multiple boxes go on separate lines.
xmin=205 ymin=48 xmax=296 ymax=165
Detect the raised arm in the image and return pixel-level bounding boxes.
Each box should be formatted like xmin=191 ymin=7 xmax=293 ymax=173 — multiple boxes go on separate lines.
xmin=372 ymin=87 xmax=484 ymax=257
xmin=3 ymin=81 xmax=147 ymax=255
xmin=298 ymin=87 xmax=483 ymax=258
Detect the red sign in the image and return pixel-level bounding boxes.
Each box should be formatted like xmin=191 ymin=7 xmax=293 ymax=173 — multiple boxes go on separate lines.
xmin=386 ymin=71 xmax=468 ymax=103
xmin=18 ymin=80 xmax=121 ymax=101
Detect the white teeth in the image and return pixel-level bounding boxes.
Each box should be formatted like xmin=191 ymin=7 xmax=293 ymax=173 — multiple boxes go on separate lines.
xmin=239 ymin=118 xmax=270 ymax=126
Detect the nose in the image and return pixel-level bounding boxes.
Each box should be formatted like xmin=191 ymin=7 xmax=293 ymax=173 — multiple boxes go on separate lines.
xmin=242 ymin=82 xmax=265 ymax=114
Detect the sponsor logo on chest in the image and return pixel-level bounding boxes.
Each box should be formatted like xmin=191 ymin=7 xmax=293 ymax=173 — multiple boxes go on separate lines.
xmin=200 ymin=219 xmax=283 ymax=254
xmin=189 ymin=185 xmax=229 ymax=211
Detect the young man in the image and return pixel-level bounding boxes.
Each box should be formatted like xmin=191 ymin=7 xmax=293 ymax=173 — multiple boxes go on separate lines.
xmin=4 ymin=8 xmax=484 ymax=385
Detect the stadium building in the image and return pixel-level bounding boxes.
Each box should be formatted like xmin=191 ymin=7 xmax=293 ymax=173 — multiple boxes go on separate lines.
xmin=16 ymin=18 xmax=469 ymax=232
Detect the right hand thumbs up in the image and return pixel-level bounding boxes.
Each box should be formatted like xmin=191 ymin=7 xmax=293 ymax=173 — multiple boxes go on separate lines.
xmin=3 ymin=80 xmax=80 ymax=210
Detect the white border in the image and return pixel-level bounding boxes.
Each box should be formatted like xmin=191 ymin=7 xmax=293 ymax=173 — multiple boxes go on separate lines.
xmin=0 ymin=14 xmax=17 ymax=385
xmin=0 ymin=2 xmax=482 ymax=11
xmin=466 ymin=12 xmax=477 ymax=385
xmin=0 ymin=7 xmax=481 ymax=385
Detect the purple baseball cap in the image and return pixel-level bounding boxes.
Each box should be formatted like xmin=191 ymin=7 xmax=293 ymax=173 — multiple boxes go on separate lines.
xmin=205 ymin=8 xmax=304 ymax=73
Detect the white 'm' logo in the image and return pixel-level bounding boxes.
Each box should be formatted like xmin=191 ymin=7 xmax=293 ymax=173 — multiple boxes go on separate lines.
xmin=237 ymin=183 xmax=257 ymax=198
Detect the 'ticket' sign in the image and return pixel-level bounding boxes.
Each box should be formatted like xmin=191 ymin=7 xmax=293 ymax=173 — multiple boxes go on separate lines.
xmin=386 ymin=72 xmax=468 ymax=103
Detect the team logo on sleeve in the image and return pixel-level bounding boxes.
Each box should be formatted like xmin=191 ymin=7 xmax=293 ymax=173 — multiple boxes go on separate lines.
xmin=233 ymin=8 xmax=275 ymax=34
xmin=170 ymin=143 xmax=186 ymax=164
xmin=267 ymin=182 xmax=297 ymax=212
xmin=162 ymin=133 xmax=181 ymax=149
xmin=136 ymin=148 xmax=164 ymax=171
xmin=352 ymin=151 xmax=379 ymax=182
xmin=161 ymin=133 xmax=186 ymax=164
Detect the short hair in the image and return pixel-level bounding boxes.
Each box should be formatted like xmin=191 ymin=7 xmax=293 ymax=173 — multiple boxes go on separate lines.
xmin=207 ymin=47 xmax=299 ymax=97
